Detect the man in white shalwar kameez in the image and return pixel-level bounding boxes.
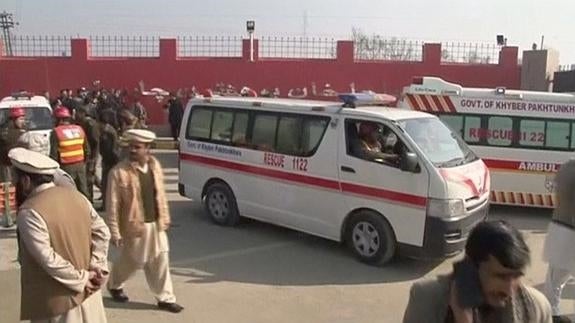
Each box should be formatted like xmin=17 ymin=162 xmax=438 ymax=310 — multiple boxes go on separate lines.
xmin=11 ymin=148 xmax=110 ymax=323
xmin=106 ymin=129 xmax=183 ymax=313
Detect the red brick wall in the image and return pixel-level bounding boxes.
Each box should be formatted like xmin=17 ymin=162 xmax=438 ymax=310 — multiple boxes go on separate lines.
xmin=0 ymin=39 xmax=520 ymax=125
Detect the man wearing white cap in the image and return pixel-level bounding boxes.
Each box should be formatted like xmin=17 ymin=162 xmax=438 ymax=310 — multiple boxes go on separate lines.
xmin=106 ymin=129 xmax=183 ymax=313
xmin=10 ymin=147 xmax=110 ymax=322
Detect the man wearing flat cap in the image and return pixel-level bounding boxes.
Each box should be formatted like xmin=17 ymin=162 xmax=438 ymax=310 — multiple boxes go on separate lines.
xmin=106 ymin=129 xmax=183 ymax=313
xmin=11 ymin=147 xmax=110 ymax=322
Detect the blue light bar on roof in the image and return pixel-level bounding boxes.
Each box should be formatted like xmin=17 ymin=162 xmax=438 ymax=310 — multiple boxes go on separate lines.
xmin=338 ymin=91 xmax=396 ymax=107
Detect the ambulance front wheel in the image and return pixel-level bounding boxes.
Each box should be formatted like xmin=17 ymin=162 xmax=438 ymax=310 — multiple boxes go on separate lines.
xmin=204 ymin=182 xmax=240 ymax=226
xmin=345 ymin=211 xmax=397 ymax=266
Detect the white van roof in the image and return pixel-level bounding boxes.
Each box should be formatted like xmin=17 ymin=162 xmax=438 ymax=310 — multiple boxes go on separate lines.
xmin=190 ymin=97 xmax=434 ymax=122
xmin=0 ymin=94 xmax=50 ymax=108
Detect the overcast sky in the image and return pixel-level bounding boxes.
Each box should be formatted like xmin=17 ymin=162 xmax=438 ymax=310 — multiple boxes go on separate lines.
xmin=3 ymin=0 xmax=575 ymax=64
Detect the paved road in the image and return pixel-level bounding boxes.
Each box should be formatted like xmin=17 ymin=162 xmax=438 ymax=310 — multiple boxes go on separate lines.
xmin=1 ymin=150 xmax=574 ymax=322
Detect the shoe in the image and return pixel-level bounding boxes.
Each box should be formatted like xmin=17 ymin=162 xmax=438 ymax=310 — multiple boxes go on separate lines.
xmin=109 ymin=288 xmax=129 ymax=303
xmin=158 ymin=302 xmax=184 ymax=313
xmin=553 ymin=315 xmax=572 ymax=323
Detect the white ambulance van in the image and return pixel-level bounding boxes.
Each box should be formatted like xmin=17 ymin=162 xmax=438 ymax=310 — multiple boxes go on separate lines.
xmin=0 ymin=92 xmax=53 ymax=137
xmin=178 ymin=93 xmax=490 ymax=265
xmin=399 ymin=76 xmax=574 ymax=208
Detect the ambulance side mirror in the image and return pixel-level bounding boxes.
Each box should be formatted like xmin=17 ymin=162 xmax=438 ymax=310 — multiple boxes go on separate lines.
xmin=400 ymin=152 xmax=418 ymax=172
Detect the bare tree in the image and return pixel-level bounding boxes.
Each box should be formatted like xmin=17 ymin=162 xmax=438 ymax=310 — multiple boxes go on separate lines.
xmin=466 ymin=50 xmax=491 ymax=64
xmin=352 ymin=28 xmax=420 ymax=61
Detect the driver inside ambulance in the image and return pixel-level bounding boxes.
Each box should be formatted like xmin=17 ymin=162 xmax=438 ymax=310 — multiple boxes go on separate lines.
xmin=358 ymin=122 xmax=399 ymax=165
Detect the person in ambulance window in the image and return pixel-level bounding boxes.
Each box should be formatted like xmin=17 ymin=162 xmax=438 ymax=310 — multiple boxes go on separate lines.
xmin=357 ymin=122 xmax=400 ymax=166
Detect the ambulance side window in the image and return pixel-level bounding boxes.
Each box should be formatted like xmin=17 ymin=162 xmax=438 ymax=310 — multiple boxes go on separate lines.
xmin=277 ymin=116 xmax=302 ymax=155
xmin=545 ymin=121 xmax=570 ymax=149
xmin=346 ymin=119 xmax=405 ymax=169
xmin=463 ymin=116 xmax=481 ymax=143
xmin=211 ymin=110 xmax=234 ymax=142
xmin=231 ymin=112 xmax=249 ymax=146
xmin=519 ymin=120 xmax=544 ymax=147
xmin=186 ymin=108 xmax=213 ymax=139
xmin=487 ymin=116 xmax=512 ymax=146
xmin=439 ymin=115 xmax=463 ymax=137
xmin=252 ymin=114 xmax=278 ymax=152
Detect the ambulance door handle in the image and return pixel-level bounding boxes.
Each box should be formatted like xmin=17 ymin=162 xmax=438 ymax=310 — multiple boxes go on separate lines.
xmin=341 ymin=166 xmax=356 ymax=173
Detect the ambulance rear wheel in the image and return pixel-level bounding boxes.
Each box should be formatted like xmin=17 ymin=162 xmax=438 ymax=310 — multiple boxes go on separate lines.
xmin=345 ymin=211 xmax=396 ymax=266
xmin=205 ymin=182 xmax=240 ymax=226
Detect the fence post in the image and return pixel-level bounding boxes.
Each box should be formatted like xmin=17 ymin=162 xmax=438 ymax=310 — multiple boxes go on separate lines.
xmin=71 ymin=38 xmax=90 ymax=60
xmin=160 ymin=38 xmax=178 ymax=61
xmin=336 ymin=41 xmax=354 ymax=63
xmin=499 ymin=46 xmax=519 ymax=67
xmin=423 ymin=43 xmax=441 ymax=65
xmin=242 ymin=39 xmax=258 ymax=62
xmin=0 ymin=38 xmax=5 ymax=58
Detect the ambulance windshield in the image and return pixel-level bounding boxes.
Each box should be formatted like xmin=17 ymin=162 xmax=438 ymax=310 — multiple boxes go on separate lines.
xmin=0 ymin=107 xmax=53 ymax=131
xmin=399 ymin=117 xmax=477 ymax=168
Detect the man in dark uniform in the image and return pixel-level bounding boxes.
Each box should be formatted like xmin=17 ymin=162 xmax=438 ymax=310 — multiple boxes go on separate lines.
xmin=0 ymin=107 xmax=27 ymax=182
xmin=49 ymin=106 xmax=90 ymax=198
xmin=75 ymin=105 xmax=100 ymax=203
xmin=99 ymin=110 xmax=120 ymax=210
xmin=165 ymin=93 xmax=184 ymax=141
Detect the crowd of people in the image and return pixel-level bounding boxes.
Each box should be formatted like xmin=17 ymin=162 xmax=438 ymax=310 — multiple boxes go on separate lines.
xmin=6 ymin=129 xmax=183 ymax=322
xmin=4 ymin=82 xmax=575 ymax=323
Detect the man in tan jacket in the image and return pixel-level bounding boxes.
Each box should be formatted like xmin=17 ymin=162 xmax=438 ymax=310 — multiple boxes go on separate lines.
xmin=106 ymin=129 xmax=183 ymax=313
xmin=11 ymin=147 xmax=110 ymax=323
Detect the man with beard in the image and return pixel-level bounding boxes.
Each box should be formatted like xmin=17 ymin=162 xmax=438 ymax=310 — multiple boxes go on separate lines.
xmin=11 ymin=147 xmax=110 ymax=322
xmin=403 ymin=221 xmax=552 ymax=323
xmin=106 ymin=129 xmax=183 ymax=313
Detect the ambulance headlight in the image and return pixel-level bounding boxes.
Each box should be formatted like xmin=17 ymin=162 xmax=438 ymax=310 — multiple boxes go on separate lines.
xmin=427 ymin=198 xmax=465 ymax=218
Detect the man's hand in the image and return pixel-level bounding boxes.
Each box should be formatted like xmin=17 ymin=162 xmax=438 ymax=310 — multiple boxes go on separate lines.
xmin=112 ymin=237 xmax=123 ymax=248
xmin=90 ymin=268 xmax=109 ymax=288
xmin=449 ymin=281 xmax=474 ymax=323
xmin=85 ymin=270 xmax=101 ymax=295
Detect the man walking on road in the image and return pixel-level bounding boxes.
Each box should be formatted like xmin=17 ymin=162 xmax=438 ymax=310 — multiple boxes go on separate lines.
xmin=543 ymin=159 xmax=575 ymax=323
xmin=12 ymin=147 xmax=110 ymax=322
xmin=106 ymin=129 xmax=184 ymax=313
xmin=50 ymin=106 xmax=90 ymax=197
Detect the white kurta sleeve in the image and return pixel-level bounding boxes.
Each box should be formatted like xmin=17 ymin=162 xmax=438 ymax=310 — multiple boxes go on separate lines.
xmin=17 ymin=208 xmax=89 ymax=293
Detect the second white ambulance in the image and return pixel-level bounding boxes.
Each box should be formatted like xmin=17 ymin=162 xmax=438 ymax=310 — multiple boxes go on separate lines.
xmin=178 ymin=93 xmax=490 ymax=265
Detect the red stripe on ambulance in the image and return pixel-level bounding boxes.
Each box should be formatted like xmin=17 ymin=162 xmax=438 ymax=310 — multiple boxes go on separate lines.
xmin=180 ymin=152 xmax=427 ymax=208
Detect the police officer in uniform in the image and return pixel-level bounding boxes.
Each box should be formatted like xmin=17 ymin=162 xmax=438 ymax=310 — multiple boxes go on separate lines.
xmin=49 ymin=106 xmax=90 ymax=198
xmin=75 ymin=105 xmax=100 ymax=203
xmin=99 ymin=110 xmax=120 ymax=210
xmin=0 ymin=107 xmax=27 ymax=182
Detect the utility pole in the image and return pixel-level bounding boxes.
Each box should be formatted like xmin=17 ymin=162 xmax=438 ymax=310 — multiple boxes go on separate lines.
xmin=0 ymin=11 xmax=17 ymax=56
xmin=303 ymin=10 xmax=308 ymax=38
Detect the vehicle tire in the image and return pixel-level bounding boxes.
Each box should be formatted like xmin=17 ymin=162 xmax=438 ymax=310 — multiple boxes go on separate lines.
xmin=345 ymin=211 xmax=397 ymax=266
xmin=204 ymin=182 xmax=240 ymax=226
